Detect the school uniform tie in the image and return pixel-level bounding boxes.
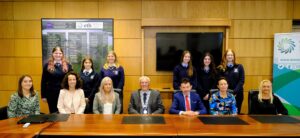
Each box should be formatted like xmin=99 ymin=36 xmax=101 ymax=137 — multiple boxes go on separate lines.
xmin=185 ymin=95 xmax=191 ymax=111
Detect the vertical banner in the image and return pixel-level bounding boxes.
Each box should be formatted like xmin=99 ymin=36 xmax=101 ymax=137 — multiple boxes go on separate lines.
xmin=273 ymin=33 xmax=300 ymax=115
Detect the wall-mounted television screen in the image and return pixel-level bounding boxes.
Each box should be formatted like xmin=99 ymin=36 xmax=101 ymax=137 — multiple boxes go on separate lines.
xmin=41 ymin=18 xmax=113 ymax=72
xmin=156 ymin=32 xmax=223 ymax=71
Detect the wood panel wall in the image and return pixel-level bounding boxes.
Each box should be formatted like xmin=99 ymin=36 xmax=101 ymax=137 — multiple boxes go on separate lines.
xmin=0 ymin=0 xmax=298 ymax=114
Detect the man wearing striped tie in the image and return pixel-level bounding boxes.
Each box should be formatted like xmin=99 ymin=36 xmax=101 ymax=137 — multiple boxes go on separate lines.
xmin=169 ymin=78 xmax=207 ymax=116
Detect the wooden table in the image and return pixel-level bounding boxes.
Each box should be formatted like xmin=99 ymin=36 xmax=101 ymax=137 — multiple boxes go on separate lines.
xmin=0 ymin=117 xmax=51 ymax=138
xmin=1 ymin=114 xmax=300 ymax=137
xmin=173 ymin=115 xmax=300 ymax=137
xmin=42 ymin=114 xmax=177 ymax=137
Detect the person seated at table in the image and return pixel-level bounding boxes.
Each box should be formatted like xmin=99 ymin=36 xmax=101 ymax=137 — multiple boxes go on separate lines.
xmin=169 ymin=78 xmax=207 ymax=115
xmin=128 ymin=76 xmax=165 ymax=114
xmin=93 ymin=77 xmax=121 ymax=114
xmin=7 ymin=75 xmax=40 ymax=118
xmin=250 ymin=79 xmax=288 ymax=115
xmin=57 ymin=71 xmax=86 ymax=114
xmin=209 ymin=77 xmax=237 ymax=115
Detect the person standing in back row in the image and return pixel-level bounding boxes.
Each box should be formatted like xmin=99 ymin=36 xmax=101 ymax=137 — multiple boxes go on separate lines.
xmin=41 ymin=46 xmax=72 ymax=113
xmin=173 ymin=50 xmax=197 ymax=90
xmin=197 ymin=52 xmax=218 ymax=114
xmin=80 ymin=57 xmax=99 ymax=113
xmin=96 ymin=51 xmax=125 ymax=113
xmin=217 ymin=49 xmax=244 ymax=114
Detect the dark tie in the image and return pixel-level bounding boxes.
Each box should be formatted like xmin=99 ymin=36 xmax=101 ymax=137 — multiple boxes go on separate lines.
xmin=143 ymin=93 xmax=147 ymax=104
xmin=84 ymin=72 xmax=89 ymax=76
xmin=55 ymin=63 xmax=61 ymax=67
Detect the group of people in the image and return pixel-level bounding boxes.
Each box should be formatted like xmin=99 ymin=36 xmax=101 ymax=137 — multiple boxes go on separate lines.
xmin=7 ymin=47 xmax=288 ymax=118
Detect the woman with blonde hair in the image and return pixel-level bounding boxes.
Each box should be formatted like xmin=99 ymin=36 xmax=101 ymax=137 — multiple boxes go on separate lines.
xmin=250 ymin=80 xmax=288 ymax=115
xmin=96 ymin=51 xmax=124 ymax=113
xmin=93 ymin=77 xmax=121 ymax=114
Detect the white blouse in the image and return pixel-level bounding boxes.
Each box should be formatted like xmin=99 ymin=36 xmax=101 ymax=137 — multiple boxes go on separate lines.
xmin=57 ymin=89 xmax=86 ymax=114
xmin=103 ymin=103 xmax=113 ymax=114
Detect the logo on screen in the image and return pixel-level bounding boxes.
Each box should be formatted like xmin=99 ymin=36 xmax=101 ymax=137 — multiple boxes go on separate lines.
xmin=277 ymin=38 xmax=296 ymax=54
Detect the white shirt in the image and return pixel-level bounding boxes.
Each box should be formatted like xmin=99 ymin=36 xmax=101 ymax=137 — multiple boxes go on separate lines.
xmin=103 ymin=103 xmax=113 ymax=114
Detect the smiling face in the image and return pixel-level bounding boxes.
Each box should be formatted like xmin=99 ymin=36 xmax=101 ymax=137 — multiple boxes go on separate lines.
xmin=103 ymin=79 xmax=113 ymax=93
xmin=183 ymin=52 xmax=191 ymax=64
xmin=180 ymin=82 xmax=192 ymax=95
xmin=203 ymin=55 xmax=211 ymax=66
xmin=217 ymin=79 xmax=228 ymax=93
xmin=140 ymin=78 xmax=150 ymax=91
xmin=84 ymin=59 xmax=92 ymax=70
xmin=68 ymin=74 xmax=77 ymax=89
xmin=107 ymin=53 xmax=116 ymax=64
xmin=21 ymin=76 xmax=33 ymax=91
xmin=261 ymin=81 xmax=271 ymax=95
xmin=52 ymin=48 xmax=63 ymax=61
xmin=226 ymin=51 xmax=234 ymax=63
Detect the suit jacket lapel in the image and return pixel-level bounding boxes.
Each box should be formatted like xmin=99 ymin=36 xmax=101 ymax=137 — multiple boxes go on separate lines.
xmin=179 ymin=92 xmax=186 ymax=111
xmin=147 ymin=90 xmax=154 ymax=108
xmin=137 ymin=90 xmax=142 ymax=112
xmin=190 ymin=92 xmax=194 ymax=111
xmin=112 ymin=94 xmax=116 ymax=113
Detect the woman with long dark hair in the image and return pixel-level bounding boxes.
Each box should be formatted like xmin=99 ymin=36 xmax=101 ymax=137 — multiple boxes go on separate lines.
xmin=80 ymin=57 xmax=99 ymax=113
xmin=8 ymin=75 xmax=40 ymax=118
xmin=197 ymin=52 xmax=217 ymax=113
xmin=57 ymin=71 xmax=86 ymax=114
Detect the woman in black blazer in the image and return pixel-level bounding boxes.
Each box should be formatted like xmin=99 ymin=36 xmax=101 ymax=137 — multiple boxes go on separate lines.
xmin=197 ymin=52 xmax=217 ymax=113
xmin=79 ymin=57 xmax=99 ymax=113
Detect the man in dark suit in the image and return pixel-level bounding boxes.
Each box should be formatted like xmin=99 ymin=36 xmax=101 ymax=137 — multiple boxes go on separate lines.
xmin=128 ymin=76 xmax=165 ymax=114
xmin=170 ymin=78 xmax=207 ymax=115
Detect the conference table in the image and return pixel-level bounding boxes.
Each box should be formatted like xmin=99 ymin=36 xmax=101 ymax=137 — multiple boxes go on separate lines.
xmin=0 ymin=114 xmax=300 ymax=138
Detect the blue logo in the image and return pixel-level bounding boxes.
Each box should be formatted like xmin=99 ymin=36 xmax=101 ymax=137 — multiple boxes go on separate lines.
xmin=277 ymin=38 xmax=296 ymax=54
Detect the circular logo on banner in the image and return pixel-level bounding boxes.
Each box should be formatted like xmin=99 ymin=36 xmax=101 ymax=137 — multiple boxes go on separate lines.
xmin=277 ymin=38 xmax=296 ymax=54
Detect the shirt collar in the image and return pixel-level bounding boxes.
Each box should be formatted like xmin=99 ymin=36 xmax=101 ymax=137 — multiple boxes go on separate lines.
xmin=83 ymin=69 xmax=93 ymax=74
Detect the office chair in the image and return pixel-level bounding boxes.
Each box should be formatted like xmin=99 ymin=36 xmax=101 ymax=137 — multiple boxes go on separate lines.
xmin=0 ymin=106 xmax=8 ymax=120
xmin=248 ymin=89 xmax=259 ymax=115
xmin=209 ymin=89 xmax=233 ymax=95
xmin=172 ymin=89 xmax=196 ymax=102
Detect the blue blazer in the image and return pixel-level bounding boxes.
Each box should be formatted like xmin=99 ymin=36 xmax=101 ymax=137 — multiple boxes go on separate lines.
xmin=169 ymin=92 xmax=207 ymax=114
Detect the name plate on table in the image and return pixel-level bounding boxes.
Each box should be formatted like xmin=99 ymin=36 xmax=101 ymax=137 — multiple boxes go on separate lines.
xmin=250 ymin=115 xmax=300 ymax=123
xmin=198 ymin=116 xmax=249 ymax=125
xmin=122 ymin=116 xmax=165 ymax=124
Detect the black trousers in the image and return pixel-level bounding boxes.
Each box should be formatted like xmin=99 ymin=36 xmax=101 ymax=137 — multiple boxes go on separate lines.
xmin=235 ymin=92 xmax=244 ymax=114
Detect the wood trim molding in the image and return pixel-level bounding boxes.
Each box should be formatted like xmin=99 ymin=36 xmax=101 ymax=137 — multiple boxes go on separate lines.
xmin=142 ymin=18 xmax=231 ymax=27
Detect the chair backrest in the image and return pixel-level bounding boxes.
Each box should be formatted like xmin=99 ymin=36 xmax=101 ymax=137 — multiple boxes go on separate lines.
xmin=209 ymin=89 xmax=233 ymax=95
xmin=248 ymin=89 xmax=259 ymax=114
xmin=0 ymin=106 xmax=8 ymax=120
xmin=173 ymin=89 xmax=196 ymax=94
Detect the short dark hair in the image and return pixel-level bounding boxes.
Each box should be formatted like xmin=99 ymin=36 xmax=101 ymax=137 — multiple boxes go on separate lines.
xmin=61 ymin=71 xmax=82 ymax=89
xmin=180 ymin=78 xmax=191 ymax=85
xmin=217 ymin=77 xmax=228 ymax=84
